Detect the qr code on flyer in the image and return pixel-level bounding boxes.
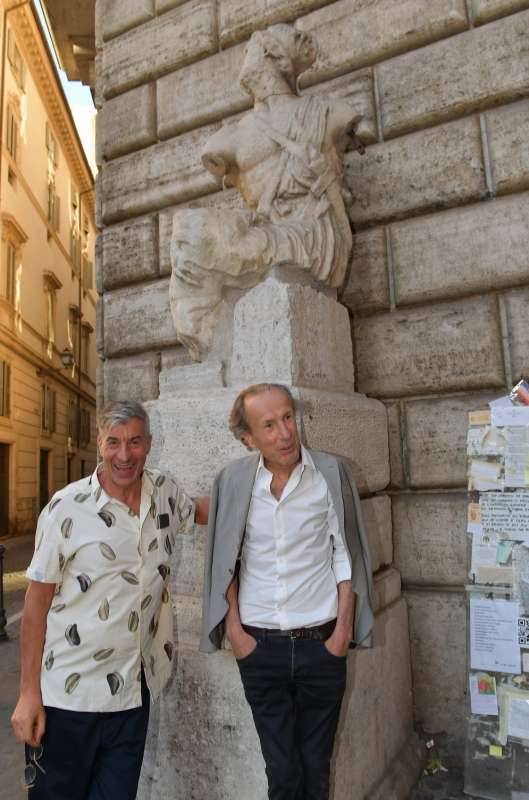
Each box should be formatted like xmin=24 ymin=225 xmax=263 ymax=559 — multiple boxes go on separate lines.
xmin=518 ymin=617 xmax=529 ymax=647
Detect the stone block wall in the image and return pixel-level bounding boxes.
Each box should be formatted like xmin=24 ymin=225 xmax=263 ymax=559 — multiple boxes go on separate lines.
xmin=96 ymin=0 xmax=529 ymax=738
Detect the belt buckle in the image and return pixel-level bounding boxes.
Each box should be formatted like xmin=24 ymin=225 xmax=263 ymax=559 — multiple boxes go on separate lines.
xmin=290 ymin=628 xmax=303 ymax=639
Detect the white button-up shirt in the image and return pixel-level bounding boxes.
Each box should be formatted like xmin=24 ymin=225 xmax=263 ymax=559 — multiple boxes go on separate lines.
xmin=238 ymin=446 xmax=352 ymax=629
xmin=26 ymin=467 xmax=194 ymax=712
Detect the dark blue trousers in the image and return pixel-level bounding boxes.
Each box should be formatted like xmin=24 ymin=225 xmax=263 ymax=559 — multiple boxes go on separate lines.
xmin=237 ymin=635 xmax=347 ymax=800
xmin=26 ymin=679 xmax=149 ymax=800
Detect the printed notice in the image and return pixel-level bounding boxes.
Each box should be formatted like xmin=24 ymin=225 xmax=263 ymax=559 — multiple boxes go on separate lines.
xmin=469 ymin=673 xmax=499 ymax=716
xmin=508 ymin=697 xmax=529 ymax=741
xmin=491 ymin=404 xmax=529 ymax=428
xmin=467 ymin=426 xmax=506 ymax=457
xmin=504 ymin=427 xmax=529 ymax=489
xmin=480 ymin=492 xmax=529 ymax=541
xmin=470 ymin=597 xmax=520 ymax=674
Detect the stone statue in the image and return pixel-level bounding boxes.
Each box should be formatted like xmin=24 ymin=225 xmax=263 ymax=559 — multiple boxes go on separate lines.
xmin=170 ymin=23 xmax=361 ymax=361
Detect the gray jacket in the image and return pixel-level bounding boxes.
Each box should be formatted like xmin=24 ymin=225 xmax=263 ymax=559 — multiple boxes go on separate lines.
xmin=199 ymin=450 xmax=374 ymax=653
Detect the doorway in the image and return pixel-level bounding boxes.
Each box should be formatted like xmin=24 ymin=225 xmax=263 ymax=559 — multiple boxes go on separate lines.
xmin=0 ymin=444 xmax=9 ymax=535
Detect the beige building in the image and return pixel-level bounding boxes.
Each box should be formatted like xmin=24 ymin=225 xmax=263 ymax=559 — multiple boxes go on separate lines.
xmin=0 ymin=0 xmax=97 ymax=539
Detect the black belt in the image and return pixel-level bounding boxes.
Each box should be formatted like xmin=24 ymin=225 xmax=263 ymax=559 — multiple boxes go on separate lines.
xmin=242 ymin=619 xmax=336 ymax=641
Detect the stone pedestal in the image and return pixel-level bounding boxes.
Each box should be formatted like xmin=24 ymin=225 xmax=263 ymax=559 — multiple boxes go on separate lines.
xmin=139 ymin=274 xmax=421 ymax=799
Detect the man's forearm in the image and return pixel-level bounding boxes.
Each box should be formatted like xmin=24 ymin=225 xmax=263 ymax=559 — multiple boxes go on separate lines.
xmin=335 ymin=579 xmax=356 ymax=639
xmin=225 ymin=577 xmax=244 ymax=638
xmin=19 ymin=582 xmax=55 ymax=695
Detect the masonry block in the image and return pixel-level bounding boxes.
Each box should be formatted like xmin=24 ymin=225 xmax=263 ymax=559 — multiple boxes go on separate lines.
xmin=156 ymin=0 xmax=190 ymax=11
xmin=384 ymin=401 xmax=406 ymax=489
xmin=103 ymin=278 xmax=178 ymax=357
xmin=472 ymin=0 xmax=529 ymax=24
xmin=342 ymin=227 xmax=389 ymax=311
xmin=218 ymin=0 xmax=334 ymax=47
xmin=393 ymin=493 xmax=468 ymax=586
xmin=297 ymin=0 xmax=468 ymax=88
xmin=98 ymin=84 xmax=157 ymax=160
xmin=101 ymin=0 xmax=155 ymax=41
xmin=487 ymin=98 xmax=529 ymax=195
xmin=102 ymin=124 xmax=220 ymax=224
xmin=405 ymin=392 xmax=500 ymax=489
xmin=229 ymin=278 xmax=355 ymax=392
xmin=101 ymin=215 xmax=158 ymax=289
xmin=347 ymin=116 xmax=486 ymax=227
xmin=379 ymin=12 xmax=529 ymax=138
xmin=354 ymin=296 xmax=505 ymax=398
xmin=101 ymin=0 xmax=217 ymax=99
xmin=392 ymin=193 xmax=529 ymax=305
xmin=504 ymin=287 xmax=529 ymax=379
xmin=157 ymin=44 xmax=248 ymax=139
xmin=104 ymin=352 xmax=161 ymax=403
xmin=362 ymin=494 xmax=393 ymax=572
xmin=406 ymin=589 xmax=467 ymax=736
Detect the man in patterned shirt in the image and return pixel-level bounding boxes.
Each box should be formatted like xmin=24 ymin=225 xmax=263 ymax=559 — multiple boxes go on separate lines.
xmin=11 ymin=400 xmax=209 ymax=800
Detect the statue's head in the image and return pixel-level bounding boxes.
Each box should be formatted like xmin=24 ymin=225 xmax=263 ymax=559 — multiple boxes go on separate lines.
xmin=240 ymin=24 xmax=317 ymax=98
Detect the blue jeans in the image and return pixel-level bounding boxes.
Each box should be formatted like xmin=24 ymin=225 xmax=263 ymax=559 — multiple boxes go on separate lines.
xmin=237 ymin=634 xmax=347 ymax=800
xmin=26 ymin=676 xmax=149 ymax=800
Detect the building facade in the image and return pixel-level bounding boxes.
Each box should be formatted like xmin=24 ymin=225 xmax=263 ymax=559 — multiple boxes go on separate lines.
xmin=0 ymin=0 xmax=97 ymax=539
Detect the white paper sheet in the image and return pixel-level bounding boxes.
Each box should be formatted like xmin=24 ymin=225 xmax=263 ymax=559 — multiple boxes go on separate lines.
xmin=470 ymin=597 xmax=521 ymax=674
xmin=469 ymin=673 xmax=498 ymax=716
xmin=468 ymin=458 xmax=504 ymax=491
xmin=505 ymin=427 xmax=529 ymax=489
xmin=508 ymin=697 xmax=529 ymax=740
xmin=491 ymin=405 xmax=529 ymax=428
xmin=480 ymin=492 xmax=529 ymax=540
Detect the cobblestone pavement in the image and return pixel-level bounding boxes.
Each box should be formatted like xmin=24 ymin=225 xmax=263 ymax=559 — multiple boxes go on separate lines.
xmin=0 ymin=535 xmax=481 ymax=800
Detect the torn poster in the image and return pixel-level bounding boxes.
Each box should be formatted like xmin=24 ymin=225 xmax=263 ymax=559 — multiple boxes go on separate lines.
xmin=468 ymin=458 xmax=504 ymax=492
xmin=470 ymin=597 xmax=520 ymax=674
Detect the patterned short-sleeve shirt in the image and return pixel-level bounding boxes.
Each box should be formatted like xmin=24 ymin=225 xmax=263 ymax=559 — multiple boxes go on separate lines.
xmin=26 ymin=467 xmax=194 ymax=712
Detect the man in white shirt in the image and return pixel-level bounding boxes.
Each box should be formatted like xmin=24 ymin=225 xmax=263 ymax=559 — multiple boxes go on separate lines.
xmin=11 ymin=400 xmax=209 ymax=800
xmin=200 ymin=383 xmax=374 ymax=800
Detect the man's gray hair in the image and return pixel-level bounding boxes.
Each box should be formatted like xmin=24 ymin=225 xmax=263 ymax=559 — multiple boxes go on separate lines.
xmin=97 ymin=400 xmax=151 ymax=437
xmin=229 ymin=383 xmax=296 ymax=449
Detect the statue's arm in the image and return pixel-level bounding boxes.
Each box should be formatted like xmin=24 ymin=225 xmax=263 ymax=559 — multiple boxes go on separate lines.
xmin=201 ymin=125 xmax=239 ymax=180
xmin=327 ymin=99 xmax=363 ymax=150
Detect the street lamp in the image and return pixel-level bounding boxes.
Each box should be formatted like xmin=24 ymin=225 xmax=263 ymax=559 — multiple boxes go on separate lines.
xmin=59 ymin=347 xmax=75 ymax=369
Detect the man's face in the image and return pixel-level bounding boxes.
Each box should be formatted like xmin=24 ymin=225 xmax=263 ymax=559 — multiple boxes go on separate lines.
xmin=97 ymin=417 xmax=152 ymax=495
xmin=243 ymin=389 xmax=300 ymax=471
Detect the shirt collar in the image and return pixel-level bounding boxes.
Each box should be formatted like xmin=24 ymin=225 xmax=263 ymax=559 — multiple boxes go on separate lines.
xmin=91 ymin=465 xmax=156 ymax=511
xmin=256 ymin=444 xmax=313 ymax=476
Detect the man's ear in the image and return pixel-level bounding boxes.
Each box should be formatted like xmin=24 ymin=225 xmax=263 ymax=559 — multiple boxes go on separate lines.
xmin=241 ymin=432 xmax=255 ymax=451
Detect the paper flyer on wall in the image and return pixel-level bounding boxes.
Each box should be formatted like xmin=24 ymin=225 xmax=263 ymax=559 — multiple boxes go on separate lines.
xmin=480 ymin=492 xmax=529 ymax=542
xmin=469 ymin=672 xmax=499 ymax=716
xmin=504 ymin=427 xmax=529 ymax=489
xmin=498 ymin=687 xmax=529 ymax=745
xmin=470 ymin=597 xmax=520 ymax=674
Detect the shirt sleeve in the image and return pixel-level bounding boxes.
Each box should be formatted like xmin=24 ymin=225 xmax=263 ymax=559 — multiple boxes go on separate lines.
xmin=26 ymin=504 xmax=64 ymax=584
xmin=328 ymin=493 xmax=352 ymax=584
xmin=169 ymin=479 xmax=195 ymax=534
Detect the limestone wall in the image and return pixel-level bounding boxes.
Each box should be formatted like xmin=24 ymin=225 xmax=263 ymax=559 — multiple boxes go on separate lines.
xmin=95 ymin=0 xmax=529 ymax=738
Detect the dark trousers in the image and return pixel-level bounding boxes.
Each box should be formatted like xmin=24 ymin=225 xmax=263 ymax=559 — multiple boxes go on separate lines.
xmin=237 ymin=635 xmax=347 ymax=800
xmin=26 ymin=678 xmax=150 ymax=800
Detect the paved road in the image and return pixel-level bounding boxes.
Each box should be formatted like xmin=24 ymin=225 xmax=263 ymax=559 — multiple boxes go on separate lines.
xmin=0 ymin=534 xmax=477 ymax=800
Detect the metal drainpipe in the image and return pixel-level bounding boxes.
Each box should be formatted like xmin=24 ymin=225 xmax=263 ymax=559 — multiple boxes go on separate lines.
xmin=76 ymin=187 xmax=92 ymax=457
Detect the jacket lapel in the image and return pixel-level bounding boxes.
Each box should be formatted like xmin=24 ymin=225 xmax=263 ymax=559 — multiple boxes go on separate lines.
xmin=310 ymin=451 xmax=345 ymax=535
